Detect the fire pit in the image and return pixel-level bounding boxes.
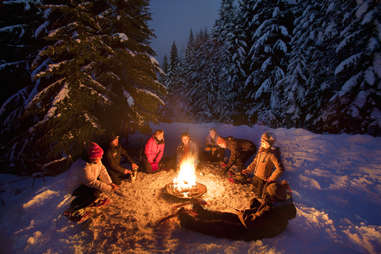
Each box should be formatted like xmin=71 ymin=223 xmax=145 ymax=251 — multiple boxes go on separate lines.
xmin=164 ymin=158 xmax=207 ymax=199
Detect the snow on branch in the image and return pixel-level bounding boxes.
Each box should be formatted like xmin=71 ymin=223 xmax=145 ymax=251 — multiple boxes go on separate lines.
xmin=80 ymin=83 xmax=110 ymax=104
xmin=83 ymin=112 xmax=99 ymax=129
xmin=113 ymin=33 xmax=128 ymax=42
xmin=3 ymin=0 xmax=41 ymax=10
xmin=48 ymin=22 xmax=78 ymax=38
xmin=40 ymin=156 xmax=68 ymax=171
xmin=86 ymin=75 xmax=107 ymax=90
xmin=336 ymin=32 xmax=360 ymax=53
xmin=0 ymin=87 xmax=28 ymax=116
xmin=25 ymin=78 xmax=65 ymax=110
xmin=0 ymin=60 xmax=25 ymax=71
xmin=274 ymin=39 xmax=287 ymax=53
xmin=34 ymin=21 xmax=49 ymax=39
xmin=253 ymin=31 xmax=270 ymax=49
xmin=28 ymin=81 xmax=70 ymax=133
xmin=255 ymin=78 xmax=271 ymax=100
xmin=335 ymin=53 xmax=362 ymax=75
xmin=338 ymin=72 xmax=362 ymax=97
xmin=123 ymin=89 xmax=135 ymax=107
xmin=31 ymin=58 xmax=51 ymax=79
xmin=136 ymin=88 xmax=165 ymax=106
xmin=254 ymin=20 xmax=271 ymax=38
xmin=34 ymin=60 xmax=68 ymax=79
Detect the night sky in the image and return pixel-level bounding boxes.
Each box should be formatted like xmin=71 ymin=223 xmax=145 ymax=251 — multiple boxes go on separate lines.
xmin=149 ymin=0 xmax=221 ymax=64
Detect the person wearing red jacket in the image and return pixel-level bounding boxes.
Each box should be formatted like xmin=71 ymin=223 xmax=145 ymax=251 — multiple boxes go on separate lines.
xmin=143 ymin=129 xmax=165 ymax=173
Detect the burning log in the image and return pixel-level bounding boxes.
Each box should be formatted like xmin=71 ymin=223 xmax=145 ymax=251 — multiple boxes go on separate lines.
xmin=164 ymin=158 xmax=207 ymax=199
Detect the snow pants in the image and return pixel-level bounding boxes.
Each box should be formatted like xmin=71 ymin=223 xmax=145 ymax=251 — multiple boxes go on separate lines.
xmin=70 ymin=185 xmax=100 ymax=211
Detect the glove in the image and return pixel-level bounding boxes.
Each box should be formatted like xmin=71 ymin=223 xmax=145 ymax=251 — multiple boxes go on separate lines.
xmin=152 ymin=163 xmax=159 ymax=171
xmin=220 ymin=162 xmax=227 ymax=168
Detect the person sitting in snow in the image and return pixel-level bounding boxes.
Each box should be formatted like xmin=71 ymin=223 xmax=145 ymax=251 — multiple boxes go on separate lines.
xmin=203 ymin=128 xmax=224 ymax=162
xmin=240 ymin=132 xmax=284 ymax=198
xmin=176 ymin=132 xmax=199 ymax=169
xmin=216 ymin=135 xmax=256 ymax=174
xmin=104 ymin=135 xmax=139 ymax=185
xmin=65 ymin=142 xmax=118 ymax=220
xmin=142 ymin=129 xmax=165 ymax=173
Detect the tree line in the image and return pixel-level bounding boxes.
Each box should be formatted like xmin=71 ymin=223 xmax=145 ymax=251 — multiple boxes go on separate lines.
xmin=161 ymin=0 xmax=380 ymax=136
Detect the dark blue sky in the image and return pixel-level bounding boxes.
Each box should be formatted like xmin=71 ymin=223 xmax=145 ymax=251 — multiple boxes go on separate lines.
xmin=149 ymin=0 xmax=221 ymax=64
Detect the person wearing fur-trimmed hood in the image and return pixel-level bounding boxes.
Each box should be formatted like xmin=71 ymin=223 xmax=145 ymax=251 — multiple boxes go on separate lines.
xmin=241 ymin=132 xmax=284 ymax=197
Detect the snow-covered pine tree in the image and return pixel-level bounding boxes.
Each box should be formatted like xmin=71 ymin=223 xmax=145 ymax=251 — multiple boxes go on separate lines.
xmin=182 ymin=29 xmax=217 ymax=120
xmin=0 ymin=0 xmax=43 ymax=124
xmin=162 ymin=55 xmax=169 ymax=74
xmin=245 ymin=0 xmax=292 ymax=126
xmin=1 ymin=0 xmax=166 ymax=174
xmin=319 ymin=0 xmax=381 ymax=135
xmin=212 ymin=0 xmax=237 ymax=122
xmin=279 ymin=0 xmax=325 ymax=128
xmin=164 ymin=41 xmax=189 ymax=120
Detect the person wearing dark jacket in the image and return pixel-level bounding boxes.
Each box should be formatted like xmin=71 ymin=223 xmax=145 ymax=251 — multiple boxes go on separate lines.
xmin=203 ymin=128 xmax=224 ymax=162
xmin=176 ymin=132 xmax=198 ymax=168
xmin=216 ymin=136 xmax=256 ymax=174
xmin=241 ymin=132 xmax=284 ymax=197
xmin=104 ymin=136 xmax=139 ymax=185
xmin=142 ymin=129 xmax=165 ymax=173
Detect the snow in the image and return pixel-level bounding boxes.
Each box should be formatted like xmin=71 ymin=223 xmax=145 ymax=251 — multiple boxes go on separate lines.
xmin=136 ymin=88 xmax=165 ymax=106
xmin=374 ymin=53 xmax=381 ymax=78
xmin=2 ymin=0 xmax=41 ymax=11
xmin=356 ymin=1 xmax=369 ymax=19
xmin=1 ymin=122 xmax=381 ymax=254
xmin=28 ymin=81 xmax=69 ymax=133
xmin=338 ymin=72 xmax=362 ymax=97
xmin=123 ymin=89 xmax=135 ymax=107
xmin=113 ymin=33 xmax=128 ymax=42
xmin=34 ymin=21 xmax=49 ymax=39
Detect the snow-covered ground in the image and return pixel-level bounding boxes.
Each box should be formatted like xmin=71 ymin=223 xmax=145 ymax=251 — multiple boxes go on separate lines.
xmin=0 ymin=122 xmax=380 ymax=254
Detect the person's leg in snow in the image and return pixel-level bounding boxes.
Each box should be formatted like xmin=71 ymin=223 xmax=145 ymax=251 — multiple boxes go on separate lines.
xmin=70 ymin=185 xmax=101 ymax=211
xmin=65 ymin=185 xmax=110 ymax=223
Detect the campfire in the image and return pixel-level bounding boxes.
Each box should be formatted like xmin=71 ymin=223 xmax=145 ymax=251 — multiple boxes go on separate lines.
xmin=165 ymin=157 xmax=207 ymax=199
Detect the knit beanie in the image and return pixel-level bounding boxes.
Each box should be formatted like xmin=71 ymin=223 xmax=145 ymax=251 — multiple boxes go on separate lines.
xmin=88 ymin=142 xmax=104 ymax=161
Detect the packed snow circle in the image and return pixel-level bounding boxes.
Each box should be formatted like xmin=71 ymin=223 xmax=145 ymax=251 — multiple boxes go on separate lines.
xmin=0 ymin=122 xmax=380 ymax=254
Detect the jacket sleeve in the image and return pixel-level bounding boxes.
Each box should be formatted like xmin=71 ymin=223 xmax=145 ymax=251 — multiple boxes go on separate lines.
xmin=245 ymin=153 xmax=258 ymax=173
xmin=99 ymin=164 xmax=113 ymax=184
xmin=121 ymin=146 xmax=135 ymax=164
xmin=226 ymin=141 xmax=237 ymax=169
xmin=268 ymin=150 xmax=284 ymax=181
xmin=156 ymin=143 xmax=165 ymax=163
xmin=106 ymin=148 xmax=125 ymax=174
xmin=145 ymin=138 xmax=155 ymax=163
xmin=83 ymin=164 xmax=112 ymax=192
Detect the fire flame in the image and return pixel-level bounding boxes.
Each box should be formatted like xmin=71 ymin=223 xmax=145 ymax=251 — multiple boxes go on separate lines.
xmin=173 ymin=157 xmax=196 ymax=191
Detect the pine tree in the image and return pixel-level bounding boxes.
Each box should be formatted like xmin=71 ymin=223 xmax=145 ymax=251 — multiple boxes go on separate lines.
xmin=280 ymin=0 xmax=325 ymax=128
xmin=0 ymin=0 xmax=43 ymax=123
xmin=320 ymin=0 xmax=381 ymax=135
xmin=1 ymin=0 xmax=166 ymax=173
xmin=245 ymin=0 xmax=292 ymax=126
xmin=162 ymin=55 xmax=169 ymax=74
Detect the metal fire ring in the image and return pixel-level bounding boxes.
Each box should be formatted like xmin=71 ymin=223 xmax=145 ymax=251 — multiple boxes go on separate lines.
xmin=165 ymin=182 xmax=207 ymax=200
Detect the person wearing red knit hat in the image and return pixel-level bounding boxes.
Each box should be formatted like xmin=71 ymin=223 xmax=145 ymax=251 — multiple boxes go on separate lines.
xmin=65 ymin=141 xmax=118 ymax=222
